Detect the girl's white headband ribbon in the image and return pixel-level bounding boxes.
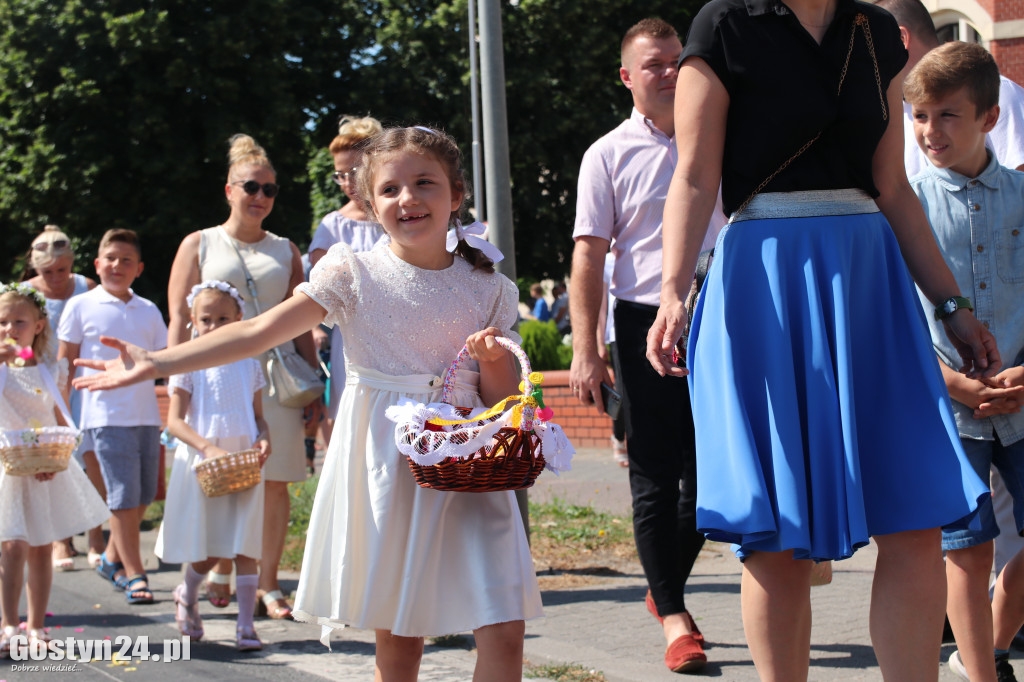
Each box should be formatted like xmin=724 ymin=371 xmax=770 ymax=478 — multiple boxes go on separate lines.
xmin=445 ymin=221 xmax=504 ymax=264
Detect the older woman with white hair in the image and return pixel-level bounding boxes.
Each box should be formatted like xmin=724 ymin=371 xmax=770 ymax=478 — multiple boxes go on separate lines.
xmin=24 ymin=225 xmax=103 ymax=571
xmin=25 ymin=226 xmax=96 ymax=326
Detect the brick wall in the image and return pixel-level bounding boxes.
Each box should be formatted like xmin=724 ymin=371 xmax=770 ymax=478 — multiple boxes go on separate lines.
xmin=156 ymin=385 xmax=169 ymax=426
xmin=993 ymin=37 xmax=1024 ymax=86
xmin=539 ymin=370 xmax=615 ymax=449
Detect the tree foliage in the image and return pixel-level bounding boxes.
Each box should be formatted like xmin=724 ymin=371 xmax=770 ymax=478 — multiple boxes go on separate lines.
xmin=0 ymin=0 xmax=704 ymax=304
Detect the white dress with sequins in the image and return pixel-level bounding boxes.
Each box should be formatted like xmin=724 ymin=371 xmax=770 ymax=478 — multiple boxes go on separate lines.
xmin=292 ymin=242 xmax=542 ymax=639
xmin=0 ymin=360 xmax=111 ymax=545
xmin=154 ymin=358 xmax=266 ymax=563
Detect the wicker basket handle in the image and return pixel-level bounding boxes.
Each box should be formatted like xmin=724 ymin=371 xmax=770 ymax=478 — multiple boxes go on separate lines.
xmin=440 ymin=337 xmax=536 ymax=429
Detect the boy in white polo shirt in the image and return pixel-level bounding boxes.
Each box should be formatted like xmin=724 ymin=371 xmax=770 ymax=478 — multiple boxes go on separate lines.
xmin=58 ymin=228 xmax=167 ymax=604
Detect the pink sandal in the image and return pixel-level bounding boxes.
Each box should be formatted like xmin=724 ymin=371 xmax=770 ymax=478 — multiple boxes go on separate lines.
xmin=236 ymin=626 xmax=262 ymax=652
xmin=173 ymin=584 xmax=204 ymax=640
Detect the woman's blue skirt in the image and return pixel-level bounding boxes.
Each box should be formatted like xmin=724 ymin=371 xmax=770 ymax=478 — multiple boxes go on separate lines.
xmin=687 ymin=190 xmax=987 ymax=561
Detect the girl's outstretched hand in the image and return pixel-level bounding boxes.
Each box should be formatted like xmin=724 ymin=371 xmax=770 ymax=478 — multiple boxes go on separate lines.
xmin=465 ymin=327 xmax=508 ymax=363
xmin=34 ymin=472 xmax=56 ymax=482
xmin=72 ymin=336 xmax=159 ymax=391
xmin=646 ymin=301 xmax=690 ymax=378
xmin=943 ymin=311 xmax=1002 ymax=379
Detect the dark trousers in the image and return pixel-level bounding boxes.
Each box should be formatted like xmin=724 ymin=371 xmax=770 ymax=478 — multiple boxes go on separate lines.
xmin=614 ymin=299 xmax=705 ymax=616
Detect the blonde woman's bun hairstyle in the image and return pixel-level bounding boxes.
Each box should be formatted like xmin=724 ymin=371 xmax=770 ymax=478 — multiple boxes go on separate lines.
xmin=29 ymin=224 xmax=74 ymax=271
xmin=329 ymin=115 xmax=383 ymax=154
xmin=227 ymin=133 xmax=275 ymax=180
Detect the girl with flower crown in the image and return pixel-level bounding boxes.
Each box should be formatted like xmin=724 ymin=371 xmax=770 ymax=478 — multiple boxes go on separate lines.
xmin=0 ymin=283 xmax=110 ymax=658
xmin=154 ymin=280 xmax=271 ymax=651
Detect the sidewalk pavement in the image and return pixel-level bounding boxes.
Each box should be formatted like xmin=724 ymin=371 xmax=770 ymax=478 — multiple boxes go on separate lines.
xmin=43 ymin=446 xmax=992 ymax=681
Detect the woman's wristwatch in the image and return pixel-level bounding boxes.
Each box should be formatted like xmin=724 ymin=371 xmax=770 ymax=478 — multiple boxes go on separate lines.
xmin=934 ymin=296 xmax=973 ymax=320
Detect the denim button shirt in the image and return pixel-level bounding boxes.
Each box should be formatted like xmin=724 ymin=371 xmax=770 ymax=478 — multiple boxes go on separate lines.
xmin=911 ymin=152 xmax=1024 ymax=444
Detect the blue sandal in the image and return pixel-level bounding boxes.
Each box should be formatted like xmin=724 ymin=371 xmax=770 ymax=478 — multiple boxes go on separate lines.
xmin=95 ymin=552 xmax=123 ymax=585
xmin=117 ymin=574 xmax=154 ymax=605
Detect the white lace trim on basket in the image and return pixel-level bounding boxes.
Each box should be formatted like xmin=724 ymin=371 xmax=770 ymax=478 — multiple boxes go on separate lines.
xmin=0 ymin=425 xmax=81 ymax=449
xmin=385 ymin=398 xmax=574 ymax=473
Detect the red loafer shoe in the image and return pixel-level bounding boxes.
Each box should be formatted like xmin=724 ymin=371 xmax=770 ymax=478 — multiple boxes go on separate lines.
xmin=646 ymin=591 xmax=705 ymax=644
xmin=665 ymin=633 xmax=707 ymax=674
xmin=645 ymin=590 xmax=663 ymax=623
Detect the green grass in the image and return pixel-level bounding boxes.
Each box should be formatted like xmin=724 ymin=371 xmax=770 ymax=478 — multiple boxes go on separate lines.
xmin=140 ymin=499 xmax=165 ymax=531
xmin=524 ymin=662 xmax=607 ymax=681
xmin=281 ymin=475 xmax=319 ymax=570
xmin=428 ymin=634 xmax=473 ymax=649
xmin=528 ymin=498 xmax=632 ymax=549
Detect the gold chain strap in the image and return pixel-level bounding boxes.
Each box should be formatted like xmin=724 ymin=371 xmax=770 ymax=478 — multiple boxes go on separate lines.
xmin=732 ymin=13 xmax=886 ymax=218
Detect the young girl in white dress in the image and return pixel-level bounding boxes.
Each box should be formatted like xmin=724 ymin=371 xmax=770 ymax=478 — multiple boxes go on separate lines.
xmin=75 ymin=126 xmax=542 ymax=681
xmin=154 ymin=281 xmax=270 ymax=651
xmin=0 ymin=284 xmax=110 ymax=656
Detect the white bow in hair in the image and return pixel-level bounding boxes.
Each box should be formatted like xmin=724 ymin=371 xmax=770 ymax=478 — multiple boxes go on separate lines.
xmin=445 ymin=220 xmax=504 ymax=264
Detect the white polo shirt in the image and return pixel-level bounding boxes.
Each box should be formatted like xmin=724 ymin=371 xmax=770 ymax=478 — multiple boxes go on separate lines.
xmin=59 ymin=286 xmax=168 ymax=429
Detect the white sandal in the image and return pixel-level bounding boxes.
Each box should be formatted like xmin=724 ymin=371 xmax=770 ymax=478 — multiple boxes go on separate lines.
xmin=0 ymin=625 xmax=17 ymax=659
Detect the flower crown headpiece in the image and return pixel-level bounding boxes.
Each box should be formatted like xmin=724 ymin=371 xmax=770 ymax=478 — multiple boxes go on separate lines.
xmin=0 ymin=282 xmax=47 ymax=316
xmin=186 ymin=280 xmax=245 ymax=311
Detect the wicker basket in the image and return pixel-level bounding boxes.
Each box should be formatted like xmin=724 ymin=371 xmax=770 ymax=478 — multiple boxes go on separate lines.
xmin=0 ymin=426 xmax=78 ymax=476
xmin=404 ymin=338 xmax=546 ymax=493
xmin=194 ymin=449 xmax=262 ymax=498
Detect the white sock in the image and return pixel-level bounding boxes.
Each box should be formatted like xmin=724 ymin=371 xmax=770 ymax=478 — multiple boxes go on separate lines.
xmin=182 ymin=565 xmax=205 ymax=605
xmin=235 ymin=574 xmax=258 ymax=631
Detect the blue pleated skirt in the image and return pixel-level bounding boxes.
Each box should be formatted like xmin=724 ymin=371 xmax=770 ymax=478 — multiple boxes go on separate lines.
xmin=687 ymin=190 xmax=987 ymax=561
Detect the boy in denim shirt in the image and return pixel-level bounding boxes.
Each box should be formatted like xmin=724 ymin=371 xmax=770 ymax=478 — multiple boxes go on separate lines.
xmin=906 ymin=41 xmax=1024 ymax=681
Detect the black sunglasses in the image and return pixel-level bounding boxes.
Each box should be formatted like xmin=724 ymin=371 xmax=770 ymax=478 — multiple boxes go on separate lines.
xmin=32 ymin=239 xmax=69 ymax=251
xmin=232 ymin=180 xmax=280 ymax=198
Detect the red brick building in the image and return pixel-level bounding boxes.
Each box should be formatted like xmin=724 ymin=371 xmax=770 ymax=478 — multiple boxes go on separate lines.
xmin=921 ymin=0 xmax=1024 ymax=83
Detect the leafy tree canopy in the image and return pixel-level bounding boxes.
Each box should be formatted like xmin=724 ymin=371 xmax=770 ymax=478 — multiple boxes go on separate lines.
xmin=0 ymin=0 xmax=703 ymax=306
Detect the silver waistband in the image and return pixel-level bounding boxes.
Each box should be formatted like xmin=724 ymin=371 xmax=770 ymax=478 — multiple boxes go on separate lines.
xmin=729 ymin=189 xmax=879 ymax=223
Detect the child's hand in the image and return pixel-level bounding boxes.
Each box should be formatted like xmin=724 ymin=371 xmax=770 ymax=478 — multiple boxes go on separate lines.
xmin=949 ymin=373 xmax=1024 ymax=417
xmin=72 ymin=337 xmax=157 ymax=391
xmin=34 ymin=471 xmax=56 ymax=482
xmin=465 ymin=327 xmax=508 ymax=364
xmin=991 ymin=366 xmax=1024 ymax=389
xmin=0 ymin=340 xmax=16 ymax=364
xmin=254 ymin=436 xmax=271 ymax=466
xmin=199 ymin=444 xmax=229 ymax=461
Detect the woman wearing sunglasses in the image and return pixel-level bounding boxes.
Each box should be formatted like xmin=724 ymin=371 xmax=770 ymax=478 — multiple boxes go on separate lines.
xmin=308 ymin=115 xmax=384 ymax=438
xmin=166 ymin=133 xmax=319 ymax=621
xmin=24 ymin=225 xmax=104 ymax=573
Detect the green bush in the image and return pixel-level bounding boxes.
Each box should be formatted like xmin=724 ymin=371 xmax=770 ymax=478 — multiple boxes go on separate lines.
xmin=556 ymin=344 xmax=573 ymax=370
xmin=520 ymin=320 xmax=563 ymax=370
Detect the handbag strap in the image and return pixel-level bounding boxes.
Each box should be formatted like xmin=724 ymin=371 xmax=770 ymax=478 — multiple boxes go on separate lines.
xmin=731 ymin=14 xmax=886 ymax=220
xmin=220 ymin=229 xmax=291 ymax=366
xmin=220 ymin=228 xmax=265 ymax=316
xmin=0 ymin=361 xmax=77 ymax=430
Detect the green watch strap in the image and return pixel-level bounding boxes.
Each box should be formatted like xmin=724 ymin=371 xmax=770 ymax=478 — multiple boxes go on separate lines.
xmin=934 ymin=296 xmax=974 ymax=320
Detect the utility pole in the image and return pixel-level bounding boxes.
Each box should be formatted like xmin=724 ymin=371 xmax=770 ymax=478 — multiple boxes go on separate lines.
xmin=477 ymin=0 xmax=529 ymax=534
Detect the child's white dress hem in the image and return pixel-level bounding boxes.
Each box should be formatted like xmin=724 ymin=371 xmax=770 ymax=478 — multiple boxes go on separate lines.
xmin=154 ymin=359 xmax=265 ymax=563
xmin=292 ymin=365 xmax=543 ymax=640
xmin=0 ymin=362 xmax=110 ymax=545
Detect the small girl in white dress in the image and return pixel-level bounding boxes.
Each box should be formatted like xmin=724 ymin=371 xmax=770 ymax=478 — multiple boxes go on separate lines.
xmin=75 ymin=127 xmax=542 ymax=681
xmin=154 ymin=281 xmax=270 ymax=651
xmin=0 ymin=284 xmax=110 ymax=656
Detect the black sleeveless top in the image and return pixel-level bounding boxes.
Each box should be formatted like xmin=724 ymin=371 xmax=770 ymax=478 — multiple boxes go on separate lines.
xmin=681 ymin=0 xmax=908 ymax=216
